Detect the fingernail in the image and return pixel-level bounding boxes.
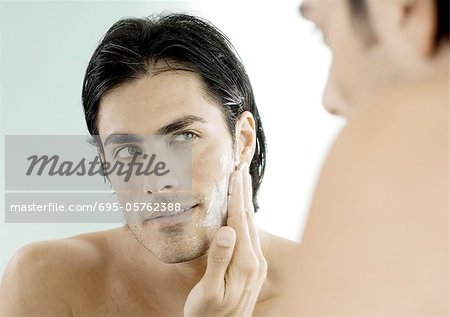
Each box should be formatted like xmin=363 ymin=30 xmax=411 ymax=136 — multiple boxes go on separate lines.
xmin=228 ymin=172 xmax=235 ymax=196
xmin=217 ymin=228 xmax=234 ymax=247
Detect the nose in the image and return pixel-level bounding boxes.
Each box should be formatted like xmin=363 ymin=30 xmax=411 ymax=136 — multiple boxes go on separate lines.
xmin=299 ymin=0 xmax=313 ymax=20
xmin=143 ymin=174 xmax=179 ymax=194
xmin=144 ymin=184 xmax=175 ymax=194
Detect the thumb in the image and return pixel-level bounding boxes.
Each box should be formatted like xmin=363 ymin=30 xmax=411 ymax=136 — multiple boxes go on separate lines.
xmin=203 ymin=226 xmax=236 ymax=293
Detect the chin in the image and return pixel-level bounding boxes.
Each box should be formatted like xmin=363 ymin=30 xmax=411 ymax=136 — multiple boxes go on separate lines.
xmin=152 ymin=241 xmax=210 ymax=264
xmin=130 ymin=225 xmax=214 ymax=264
xmin=157 ymin=249 xmax=208 ymax=264
xmin=125 ymin=201 xmax=226 ymax=263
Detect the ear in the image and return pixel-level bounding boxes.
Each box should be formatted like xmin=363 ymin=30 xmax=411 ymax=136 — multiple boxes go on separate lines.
xmin=234 ymin=111 xmax=256 ymax=168
xmin=398 ymin=0 xmax=436 ymax=56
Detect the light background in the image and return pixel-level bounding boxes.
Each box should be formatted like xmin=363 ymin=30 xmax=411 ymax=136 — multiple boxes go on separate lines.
xmin=0 ymin=0 xmax=344 ymax=278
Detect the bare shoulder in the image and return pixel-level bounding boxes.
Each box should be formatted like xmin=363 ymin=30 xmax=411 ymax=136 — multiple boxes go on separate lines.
xmin=254 ymin=229 xmax=299 ymax=316
xmin=0 ymin=228 xmax=120 ymax=316
xmin=258 ymin=229 xmax=299 ymax=295
xmin=291 ymin=85 xmax=448 ymax=314
xmin=259 ymin=229 xmax=299 ymax=263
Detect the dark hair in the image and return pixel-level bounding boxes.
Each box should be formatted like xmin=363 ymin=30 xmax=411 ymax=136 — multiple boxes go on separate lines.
xmin=82 ymin=13 xmax=266 ymax=211
xmin=435 ymin=0 xmax=450 ymax=47
xmin=348 ymin=0 xmax=449 ymax=48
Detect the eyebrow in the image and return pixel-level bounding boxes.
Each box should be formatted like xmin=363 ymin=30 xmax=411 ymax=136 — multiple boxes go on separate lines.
xmin=155 ymin=115 xmax=206 ymax=135
xmin=103 ymin=115 xmax=206 ymax=147
xmin=103 ymin=134 xmax=144 ymax=147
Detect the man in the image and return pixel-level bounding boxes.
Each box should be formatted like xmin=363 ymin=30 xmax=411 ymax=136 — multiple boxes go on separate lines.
xmin=0 ymin=14 xmax=296 ymax=316
xmin=285 ymin=0 xmax=448 ymax=315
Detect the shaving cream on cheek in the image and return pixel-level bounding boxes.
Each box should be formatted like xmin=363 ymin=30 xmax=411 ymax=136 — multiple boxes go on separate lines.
xmin=193 ymin=154 xmax=234 ymax=227
xmin=196 ymin=182 xmax=227 ymax=227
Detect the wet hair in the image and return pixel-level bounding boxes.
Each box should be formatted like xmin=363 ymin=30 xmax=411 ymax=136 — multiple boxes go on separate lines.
xmin=82 ymin=13 xmax=266 ymax=211
xmin=434 ymin=0 xmax=450 ymax=47
xmin=348 ymin=0 xmax=449 ymax=49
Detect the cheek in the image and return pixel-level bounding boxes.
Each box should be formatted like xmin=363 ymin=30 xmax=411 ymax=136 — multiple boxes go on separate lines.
xmin=326 ymin=9 xmax=369 ymax=97
xmin=189 ymin=144 xmax=235 ymax=227
xmin=330 ymin=39 xmax=365 ymax=102
xmin=192 ymin=146 xmax=234 ymax=187
xmin=191 ymin=141 xmax=235 ymax=203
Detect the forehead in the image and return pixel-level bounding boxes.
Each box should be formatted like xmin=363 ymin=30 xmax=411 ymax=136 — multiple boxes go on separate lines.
xmin=97 ymin=71 xmax=222 ymax=135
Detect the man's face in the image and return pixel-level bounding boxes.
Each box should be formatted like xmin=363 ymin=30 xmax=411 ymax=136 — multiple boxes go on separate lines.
xmin=301 ymin=0 xmax=401 ymax=117
xmin=97 ymin=70 xmax=235 ymax=263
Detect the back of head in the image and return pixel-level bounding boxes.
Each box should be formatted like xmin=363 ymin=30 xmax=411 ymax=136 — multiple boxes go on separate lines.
xmin=348 ymin=0 xmax=449 ymax=50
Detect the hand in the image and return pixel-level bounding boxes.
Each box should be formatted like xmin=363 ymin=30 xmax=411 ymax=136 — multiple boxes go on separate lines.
xmin=184 ymin=163 xmax=268 ymax=317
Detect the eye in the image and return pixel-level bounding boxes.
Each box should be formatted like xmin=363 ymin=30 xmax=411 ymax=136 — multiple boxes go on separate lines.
xmin=171 ymin=131 xmax=198 ymax=143
xmin=114 ymin=145 xmax=142 ymax=159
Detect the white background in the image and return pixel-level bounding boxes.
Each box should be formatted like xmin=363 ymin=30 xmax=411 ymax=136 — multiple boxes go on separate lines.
xmin=0 ymin=0 xmax=344 ymax=278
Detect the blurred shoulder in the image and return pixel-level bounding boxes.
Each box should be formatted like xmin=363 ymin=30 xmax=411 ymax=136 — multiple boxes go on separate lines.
xmin=293 ymin=82 xmax=448 ymax=313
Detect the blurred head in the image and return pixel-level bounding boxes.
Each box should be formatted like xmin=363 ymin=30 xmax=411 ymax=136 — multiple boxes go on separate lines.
xmin=300 ymin=0 xmax=449 ymax=117
xmin=81 ymin=14 xmax=266 ymax=263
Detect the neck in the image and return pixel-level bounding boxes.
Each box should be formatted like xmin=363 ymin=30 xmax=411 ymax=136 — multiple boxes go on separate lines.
xmin=348 ymin=44 xmax=449 ymax=117
xmin=169 ymin=252 xmax=208 ymax=283
xmin=350 ymin=63 xmax=449 ymax=119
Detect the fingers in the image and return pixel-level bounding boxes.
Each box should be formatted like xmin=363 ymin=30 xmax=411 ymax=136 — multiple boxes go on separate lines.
xmin=227 ymin=169 xmax=252 ymax=250
xmin=241 ymin=164 xmax=265 ymax=265
xmin=203 ymin=226 xmax=236 ymax=294
xmin=195 ymin=164 xmax=266 ymax=316
xmin=241 ymin=163 xmax=267 ymax=308
xmin=227 ymin=163 xmax=266 ymax=281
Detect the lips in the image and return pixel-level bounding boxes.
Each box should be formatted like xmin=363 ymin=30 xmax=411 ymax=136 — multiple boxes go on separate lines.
xmin=142 ymin=204 xmax=198 ymax=224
